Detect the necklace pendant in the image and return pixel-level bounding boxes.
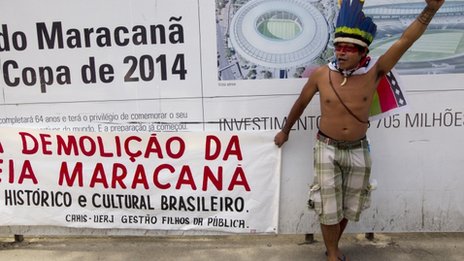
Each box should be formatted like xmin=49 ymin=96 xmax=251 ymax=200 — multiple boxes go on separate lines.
xmin=340 ymin=77 xmax=347 ymax=86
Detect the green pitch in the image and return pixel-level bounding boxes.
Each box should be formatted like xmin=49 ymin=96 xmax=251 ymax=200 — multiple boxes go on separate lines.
xmin=370 ymin=30 xmax=464 ymax=61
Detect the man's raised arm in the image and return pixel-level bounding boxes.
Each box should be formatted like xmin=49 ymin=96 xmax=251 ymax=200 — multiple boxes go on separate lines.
xmin=376 ymin=0 xmax=445 ymax=76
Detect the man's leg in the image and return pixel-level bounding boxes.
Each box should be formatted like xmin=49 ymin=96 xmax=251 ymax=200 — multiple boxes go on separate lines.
xmin=314 ymin=139 xmax=347 ymax=260
xmin=321 ymin=220 xmax=349 ymax=261
xmin=321 ymin=223 xmax=341 ymax=260
xmin=338 ymin=218 xmax=348 ymax=241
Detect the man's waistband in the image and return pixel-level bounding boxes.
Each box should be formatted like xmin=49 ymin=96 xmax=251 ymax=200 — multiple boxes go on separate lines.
xmin=316 ymin=131 xmax=366 ymax=149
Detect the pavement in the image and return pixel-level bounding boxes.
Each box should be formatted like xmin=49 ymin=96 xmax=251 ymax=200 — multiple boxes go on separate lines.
xmin=0 ymin=232 xmax=463 ymax=261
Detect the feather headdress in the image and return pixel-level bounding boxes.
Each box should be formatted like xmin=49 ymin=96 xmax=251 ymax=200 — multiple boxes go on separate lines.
xmin=334 ymin=0 xmax=377 ymax=47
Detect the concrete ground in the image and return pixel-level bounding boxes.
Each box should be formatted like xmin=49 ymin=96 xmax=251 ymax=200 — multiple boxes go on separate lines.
xmin=0 ymin=233 xmax=463 ymax=261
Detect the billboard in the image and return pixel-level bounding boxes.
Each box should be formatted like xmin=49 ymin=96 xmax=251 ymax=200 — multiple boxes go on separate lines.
xmin=1 ymin=0 xmax=463 ymax=233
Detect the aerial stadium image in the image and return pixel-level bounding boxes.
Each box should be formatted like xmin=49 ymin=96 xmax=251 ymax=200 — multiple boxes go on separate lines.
xmin=366 ymin=1 xmax=464 ymax=75
xmin=216 ymin=0 xmax=464 ymax=80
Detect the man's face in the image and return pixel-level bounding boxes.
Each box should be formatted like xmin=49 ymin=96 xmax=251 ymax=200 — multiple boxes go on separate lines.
xmin=334 ymin=42 xmax=366 ymax=70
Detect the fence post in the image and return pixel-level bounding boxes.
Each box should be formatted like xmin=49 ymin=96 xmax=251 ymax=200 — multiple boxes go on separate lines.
xmin=14 ymin=234 xmax=24 ymax=243
xmin=365 ymin=232 xmax=374 ymax=241
xmin=298 ymin=234 xmax=315 ymax=245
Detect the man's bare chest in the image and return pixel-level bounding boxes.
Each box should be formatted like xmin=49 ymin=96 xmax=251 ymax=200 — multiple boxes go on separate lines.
xmin=319 ymin=73 xmax=375 ymax=106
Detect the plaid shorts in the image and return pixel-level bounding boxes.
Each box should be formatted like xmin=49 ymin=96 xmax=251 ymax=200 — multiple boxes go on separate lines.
xmin=308 ymin=132 xmax=372 ymax=225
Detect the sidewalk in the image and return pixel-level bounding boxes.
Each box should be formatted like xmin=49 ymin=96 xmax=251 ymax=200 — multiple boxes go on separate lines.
xmin=0 ymin=233 xmax=463 ymax=261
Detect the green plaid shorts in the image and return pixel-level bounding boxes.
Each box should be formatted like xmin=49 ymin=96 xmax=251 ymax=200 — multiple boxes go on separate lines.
xmin=308 ymin=132 xmax=372 ymax=225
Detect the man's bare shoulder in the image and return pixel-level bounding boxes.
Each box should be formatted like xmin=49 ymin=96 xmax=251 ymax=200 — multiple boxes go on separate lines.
xmin=313 ymin=65 xmax=328 ymax=77
xmin=365 ymin=59 xmax=385 ymax=80
xmin=305 ymin=65 xmax=328 ymax=84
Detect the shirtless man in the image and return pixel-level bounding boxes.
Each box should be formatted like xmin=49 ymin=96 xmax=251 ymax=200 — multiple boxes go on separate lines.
xmin=274 ymin=0 xmax=444 ymax=260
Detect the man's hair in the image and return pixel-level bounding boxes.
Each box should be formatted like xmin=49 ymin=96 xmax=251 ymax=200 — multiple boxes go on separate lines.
xmin=355 ymin=44 xmax=368 ymax=54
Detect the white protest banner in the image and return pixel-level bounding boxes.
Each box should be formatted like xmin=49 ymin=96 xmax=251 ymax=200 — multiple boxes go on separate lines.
xmin=0 ymin=128 xmax=281 ymax=233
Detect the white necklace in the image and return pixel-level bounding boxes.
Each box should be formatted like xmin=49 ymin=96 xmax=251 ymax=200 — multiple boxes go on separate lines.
xmin=339 ymin=69 xmax=356 ymax=86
